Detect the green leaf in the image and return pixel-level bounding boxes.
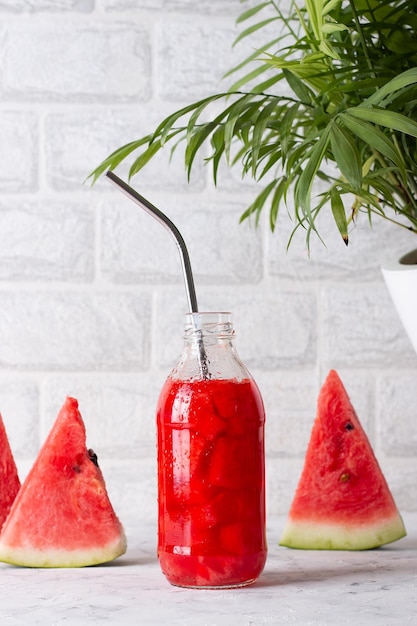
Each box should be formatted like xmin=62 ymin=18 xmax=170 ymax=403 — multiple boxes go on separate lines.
xmin=227 ymin=63 xmax=274 ymax=93
xmin=295 ymin=128 xmax=331 ymax=223
xmin=321 ymin=22 xmax=348 ymax=34
xmin=209 ymin=125 xmax=226 ymax=185
xmin=127 ymin=128 xmax=187 ymax=178
xmin=280 ymin=102 xmax=301 ymax=160
xmin=86 ymin=137 xmax=153 ymax=184
xmin=339 ymin=113 xmax=406 ymax=179
xmin=129 ymin=139 xmax=163 ymax=178
xmin=236 ymin=2 xmax=270 ymax=24
xmin=269 ymin=177 xmax=289 ymax=231
xmin=251 ymin=98 xmax=280 ymax=175
xmin=233 ymin=17 xmax=280 ymax=48
xmin=362 ymin=173 xmax=398 ymax=210
xmin=330 ymin=187 xmax=349 ymax=244
xmin=258 ymin=146 xmax=283 ymax=179
xmin=304 ymin=0 xmax=321 ymax=40
xmin=330 ymin=123 xmax=362 ymax=190
xmin=322 ymin=0 xmax=343 ymax=16
xmin=224 ymin=36 xmax=285 ymax=80
xmin=186 ymin=101 xmax=216 ymax=143
xmin=264 ymin=55 xmax=333 ymax=93
xmin=224 ymin=94 xmax=259 ymax=161
xmin=283 ymin=68 xmax=313 ymax=104
xmin=363 ymin=68 xmax=417 ymax=107
xmin=249 ymin=72 xmax=285 ymax=94
xmin=187 ymin=95 xmax=256 ymax=172
xmin=336 ymin=177 xmax=391 ymax=211
xmin=239 ymin=179 xmax=277 ymax=225
xmin=348 ymin=107 xmax=417 ymax=139
xmin=184 ymin=122 xmax=218 ymax=178
xmin=319 ymin=38 xmax=340 ymax=60
xmin=153 ymin=94 xmax=227 ymax=145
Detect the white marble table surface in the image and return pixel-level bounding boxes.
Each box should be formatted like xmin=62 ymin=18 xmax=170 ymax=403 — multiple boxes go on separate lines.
xmin=1 ymin=513 xmax=416 ymax=626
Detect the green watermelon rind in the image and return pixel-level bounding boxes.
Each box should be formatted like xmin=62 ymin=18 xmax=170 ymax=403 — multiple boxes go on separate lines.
xmin=280 ymin=512 xmax=406 ymax=551
xmin=0 ymin=534 xmax=127 ymax=568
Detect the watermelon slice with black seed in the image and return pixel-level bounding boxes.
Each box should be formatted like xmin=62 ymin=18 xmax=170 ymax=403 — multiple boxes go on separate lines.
xmin=280 ymin=370 xmax=406 ymax=550
xmin=0 ymin=397 xmax=126 ymax=567
xmin=0 ymin=413 xmax=20 ymax=530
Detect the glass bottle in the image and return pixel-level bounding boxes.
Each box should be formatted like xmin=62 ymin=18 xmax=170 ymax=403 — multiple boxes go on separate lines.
xmin=156 ymin=312 xmax=267 ymax=588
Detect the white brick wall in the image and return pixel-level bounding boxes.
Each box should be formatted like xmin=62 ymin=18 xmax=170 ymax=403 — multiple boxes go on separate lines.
xmin=0 ymin=0 xmax=416 ymax=529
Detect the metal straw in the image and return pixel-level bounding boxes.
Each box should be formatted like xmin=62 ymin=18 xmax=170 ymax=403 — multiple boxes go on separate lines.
xmin=105 ymin=171 xmax=210 ymax=378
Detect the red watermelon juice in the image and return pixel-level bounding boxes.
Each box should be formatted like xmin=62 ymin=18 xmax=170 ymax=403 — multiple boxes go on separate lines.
xmin=157 ymin=375 xmax=266 ymax=588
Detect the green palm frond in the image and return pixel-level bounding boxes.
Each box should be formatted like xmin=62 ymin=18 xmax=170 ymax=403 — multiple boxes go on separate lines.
xmin=88 ymin=0 xmax=417 ymax=247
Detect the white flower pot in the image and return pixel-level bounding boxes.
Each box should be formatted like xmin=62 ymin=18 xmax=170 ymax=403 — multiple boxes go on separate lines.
xmin=381 ymin=248 xmax=417 ymax=355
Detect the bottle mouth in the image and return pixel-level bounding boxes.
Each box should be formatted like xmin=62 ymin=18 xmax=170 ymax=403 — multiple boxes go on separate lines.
xmin=184 ymin=312 xmax=233 ymax=338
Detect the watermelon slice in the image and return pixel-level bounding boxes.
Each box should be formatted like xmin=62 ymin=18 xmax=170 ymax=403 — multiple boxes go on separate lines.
xmin=0 ymin=413 xmax=20 ymax=530
xmin=0 ymin=397 xmax=127 ymax=567
xmin=280 ymin=370 xmax=406 ymax=550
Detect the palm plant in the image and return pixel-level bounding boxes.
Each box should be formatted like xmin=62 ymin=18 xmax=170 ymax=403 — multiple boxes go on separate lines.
xmin=89 ymin=0 xmax=417 ymax=247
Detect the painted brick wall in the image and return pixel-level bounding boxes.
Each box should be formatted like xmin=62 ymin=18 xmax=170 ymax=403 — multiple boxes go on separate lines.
xmin=0 ymin=0 xmax=416 ymax=536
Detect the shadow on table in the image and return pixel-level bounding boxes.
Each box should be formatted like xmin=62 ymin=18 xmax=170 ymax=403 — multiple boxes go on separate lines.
xmin=254 ymin=548 xmax=416 ymax=588
xmin=255 ymin=537 xmax=417 ymax=588
xmin=98 ymin=549 xmax=158 ymax=568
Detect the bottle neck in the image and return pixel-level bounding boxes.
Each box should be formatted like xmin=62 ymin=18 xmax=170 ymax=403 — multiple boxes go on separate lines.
xmin=171 ymin=312 xmax=249 ymax=381
xmin=183 ymin=312 xmax=235 ymax=344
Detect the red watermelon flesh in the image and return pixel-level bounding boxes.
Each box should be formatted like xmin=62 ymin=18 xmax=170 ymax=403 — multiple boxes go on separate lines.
xmin=280 ymin=370 xmax=406 ymax=550
xmin=0 ymin=397 xmax=126 ymax=567
xmin=0 ymin=413 xmax=20 ymax=530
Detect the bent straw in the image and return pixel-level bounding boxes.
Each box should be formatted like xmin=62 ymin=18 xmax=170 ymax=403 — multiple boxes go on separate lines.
xmin=105 ymin=171 xmax=210 ymax=378
xmin=106 ymin=170 xmax=198 ymax=313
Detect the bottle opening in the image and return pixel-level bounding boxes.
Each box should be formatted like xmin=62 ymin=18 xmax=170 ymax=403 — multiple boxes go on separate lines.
xmin=184 ymin=312 xmax=234 ymax=338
